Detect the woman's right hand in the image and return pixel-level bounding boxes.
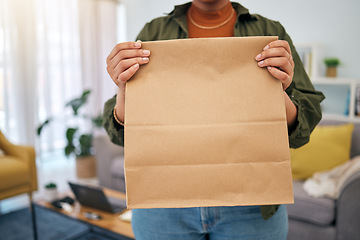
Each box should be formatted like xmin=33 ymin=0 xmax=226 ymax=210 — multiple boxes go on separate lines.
xmin=106 ymin=41 xmax=150 ymax=93
xmin=106 ymin=41 xmax=150 ymax=123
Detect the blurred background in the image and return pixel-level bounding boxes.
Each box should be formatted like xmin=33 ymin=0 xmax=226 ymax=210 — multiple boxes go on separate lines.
xmin=0 ymin=0 xmax=359 ymax=153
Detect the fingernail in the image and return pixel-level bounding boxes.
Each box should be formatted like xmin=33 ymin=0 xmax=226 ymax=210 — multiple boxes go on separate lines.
xmin=267 ymin=66 xmax=272 ymax=70
xmin=134 ymin=42 xmax=141 ymax=48
xmin=133 ymin=63 xmax=139 ymax=69
xmin=143 ymin=50 xmax=150 ymax=55
xmin=142 ymin=57 xmax=149 ymax=62
xmin=263 ymin=45 xmax=270 ymax=51
xmin=258 ymin=61 xmax=264 ymax=66
xmin=255 ymin=53 xmax=261 ymax=60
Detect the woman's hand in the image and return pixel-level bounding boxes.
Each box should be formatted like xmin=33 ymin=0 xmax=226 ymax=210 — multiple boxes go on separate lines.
xmin=106 ymin=41 xmax=150 ymax=92
xmin=256 ymin=40 xmax=297 ymax=129
xmin=106 ymin=41 xmax=150 ymax=123
xmin=255 ymin=40 xmax=294 ymax=90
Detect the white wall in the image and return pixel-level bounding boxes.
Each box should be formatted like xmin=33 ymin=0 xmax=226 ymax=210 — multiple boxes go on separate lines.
xmin=121 ymin=0 xmax=360 ymax=78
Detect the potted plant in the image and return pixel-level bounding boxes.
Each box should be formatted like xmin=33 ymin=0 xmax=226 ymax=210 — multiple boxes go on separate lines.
xmin=37 ymin=90 xmax=103 ymax=178
xmin=324 ymin=57 xmax=340 ymax=78
xmin=44 ymin=182 xmax=58 ymax=202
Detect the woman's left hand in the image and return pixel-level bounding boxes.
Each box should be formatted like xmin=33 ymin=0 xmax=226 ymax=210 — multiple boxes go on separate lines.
xmin=255 ymin=40 xmax=294 ymax=90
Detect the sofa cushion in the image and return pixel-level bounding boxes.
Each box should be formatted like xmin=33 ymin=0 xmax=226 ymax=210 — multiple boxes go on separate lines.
xmin=110 ymin=157 xmax=125 ymax=179
xmin=291 ymin=123 xmax=354 ymax=180
xmin=288 ymin=218 xmax=336 ymax=240
xmin=287 ymin=181 xmax=335 ymax=226
xmin=319 ymin=119 xmax=360 ymax=158
xmin=0 ymin=156 xmax=29 ymax=190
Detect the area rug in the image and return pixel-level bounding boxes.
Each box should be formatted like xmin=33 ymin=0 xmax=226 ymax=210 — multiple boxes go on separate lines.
xmin=0 ymin=204 xmax=115 ymax=240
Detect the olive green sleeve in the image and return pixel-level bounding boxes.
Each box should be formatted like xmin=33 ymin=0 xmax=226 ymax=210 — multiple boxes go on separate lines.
xmin=286 ymin=84 xmax=325 ymax=148
xmin=102 ymin=95 xmax=125 ymax=146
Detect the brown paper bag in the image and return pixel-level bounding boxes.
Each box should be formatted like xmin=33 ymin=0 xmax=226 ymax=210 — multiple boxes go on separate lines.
xmin=124 ymin=36 xmax=293 ymax=209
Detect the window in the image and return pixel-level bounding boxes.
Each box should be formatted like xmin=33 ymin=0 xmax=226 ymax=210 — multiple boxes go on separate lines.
xmin=0 ymin=27 xmax=4 ymax=131
xmin=0 ymin=2 xmax=10 ymax=135
xmin=0 ymin=0 xmax=121 ymax=151
xmin=35 ymin=0 xmax=82 ymax=151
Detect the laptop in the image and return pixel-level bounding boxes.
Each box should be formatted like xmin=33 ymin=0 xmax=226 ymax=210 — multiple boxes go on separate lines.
xmin=68 ymin=182 xmax=127 ymax=213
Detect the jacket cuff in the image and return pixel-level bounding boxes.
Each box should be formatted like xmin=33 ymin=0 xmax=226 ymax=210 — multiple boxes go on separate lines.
xmin=102 ymin=95 xmax=125 ymax=146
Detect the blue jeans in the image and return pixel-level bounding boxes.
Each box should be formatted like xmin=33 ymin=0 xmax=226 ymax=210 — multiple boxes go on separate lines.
xmin=132 ymin=205 xmax=288 ymax=240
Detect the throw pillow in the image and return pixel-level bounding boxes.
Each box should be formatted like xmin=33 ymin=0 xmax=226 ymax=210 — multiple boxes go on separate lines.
xmin=291 ymin=123 xmax=354 ymax=180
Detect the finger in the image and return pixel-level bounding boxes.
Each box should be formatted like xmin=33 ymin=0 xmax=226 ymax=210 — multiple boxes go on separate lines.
xmin=256 ymin=42 xmax=294 ymax=68
xmin=116 ymin=57 xmax=149 ymax=74
xmin=107 ymin=48 xmax=150 ymax=70
xmin=109 ymin=57 xmax=149 ymax=84
xmin=265 ymin=40 xmax=292 ymax=55
xmin=106 ymin=41 xmax=142 ymax=64
xmin=256 ymin=47 xmax=292 ymax=62
xmin=117 ymin=63 xmax=140 ymax=85
xmin=258 ymin=57 xmax=293 ymax=76
xmin=267 ymin=66 xmax=291 ymax=89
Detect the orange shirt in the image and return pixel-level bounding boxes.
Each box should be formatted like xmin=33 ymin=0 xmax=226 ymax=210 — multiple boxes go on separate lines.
xmin=187 ymin=1 xmax=237 ymax=38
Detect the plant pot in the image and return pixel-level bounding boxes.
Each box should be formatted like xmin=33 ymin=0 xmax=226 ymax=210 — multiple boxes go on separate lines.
xmin=44 ymin=188 xmax=58 ymax=202
xmin=76 ymin=155 xmax=96 ymax=178
xmin=326 ymin=67 xmax=337 ymax=78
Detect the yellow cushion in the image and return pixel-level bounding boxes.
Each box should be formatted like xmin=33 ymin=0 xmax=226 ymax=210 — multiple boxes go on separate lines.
xmin=291 ymin=123 xmax=354 ymax=180
xmin=0 ymin=156 xmax=30 ymax=190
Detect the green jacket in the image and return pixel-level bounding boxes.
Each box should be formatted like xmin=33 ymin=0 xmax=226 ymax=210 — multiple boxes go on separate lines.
xmin=103 ymin=2 xmax=325 ymax=220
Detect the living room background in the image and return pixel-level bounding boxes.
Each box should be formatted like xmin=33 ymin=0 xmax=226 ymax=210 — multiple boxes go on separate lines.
xmin=0 ymin=0 xmax=359 ymax=153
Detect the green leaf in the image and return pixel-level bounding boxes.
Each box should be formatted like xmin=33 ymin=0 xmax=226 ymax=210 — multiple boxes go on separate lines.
xmin=78 ymin=134 xmax=93 ymax=156
xmin=92 ymin=115 xmax=103 ymax=128
xmin=65 ymin=128 xmax=77 ymax=157
xmin=64 ymin=143 xmax=76 ymax=157
xmin=66 ymin=128 xmax=77 ymax=143
xmin=66 ymin=99 xmax=82 ymax=115
xmin=45 ymin=182 xmax=57 ymax=189
xmin=81 ymin=90 xmax=91 ymax=99
xmin=36 ymin=118 xmax=52 ymax=136
xmin=65 ymin=90 xmax=91 ymax=115
xmin=324 ymin=58 xmax=340 ymax=67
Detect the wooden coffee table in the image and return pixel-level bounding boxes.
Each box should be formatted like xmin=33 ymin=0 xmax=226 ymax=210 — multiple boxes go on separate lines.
xmin=36 ymin=187 xmax=134 ymax=239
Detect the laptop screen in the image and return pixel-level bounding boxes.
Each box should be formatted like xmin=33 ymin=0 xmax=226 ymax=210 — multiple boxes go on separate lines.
xmin=68 ymin=182 xmax=115 ymax=213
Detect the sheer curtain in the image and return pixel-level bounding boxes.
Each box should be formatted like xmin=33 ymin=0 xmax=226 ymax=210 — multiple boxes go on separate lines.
xmin=0 ymin=0 xmax=37 ymax=145
xmin=0 ymin=0 xmax=120 ymax=153
xmin=36 ymin=0 xmax=83 ymax=151
xmin=78 ymin=0 xmax=119 ymax=117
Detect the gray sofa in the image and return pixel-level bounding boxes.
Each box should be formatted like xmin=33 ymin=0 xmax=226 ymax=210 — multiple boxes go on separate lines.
xmin=287 ymin=119 xmax=360 ymax=240
xmin=94 ymin=119 xmax=360 ymax=240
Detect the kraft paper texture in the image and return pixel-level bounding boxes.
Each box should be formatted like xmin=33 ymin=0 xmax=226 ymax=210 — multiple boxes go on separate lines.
xmin=124 ymin=36 xmax=294 ymax=209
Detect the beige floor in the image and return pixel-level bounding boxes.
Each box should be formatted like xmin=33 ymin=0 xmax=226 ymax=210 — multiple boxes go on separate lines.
xmin=0 ymin=150 xmax=98 ymax=214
